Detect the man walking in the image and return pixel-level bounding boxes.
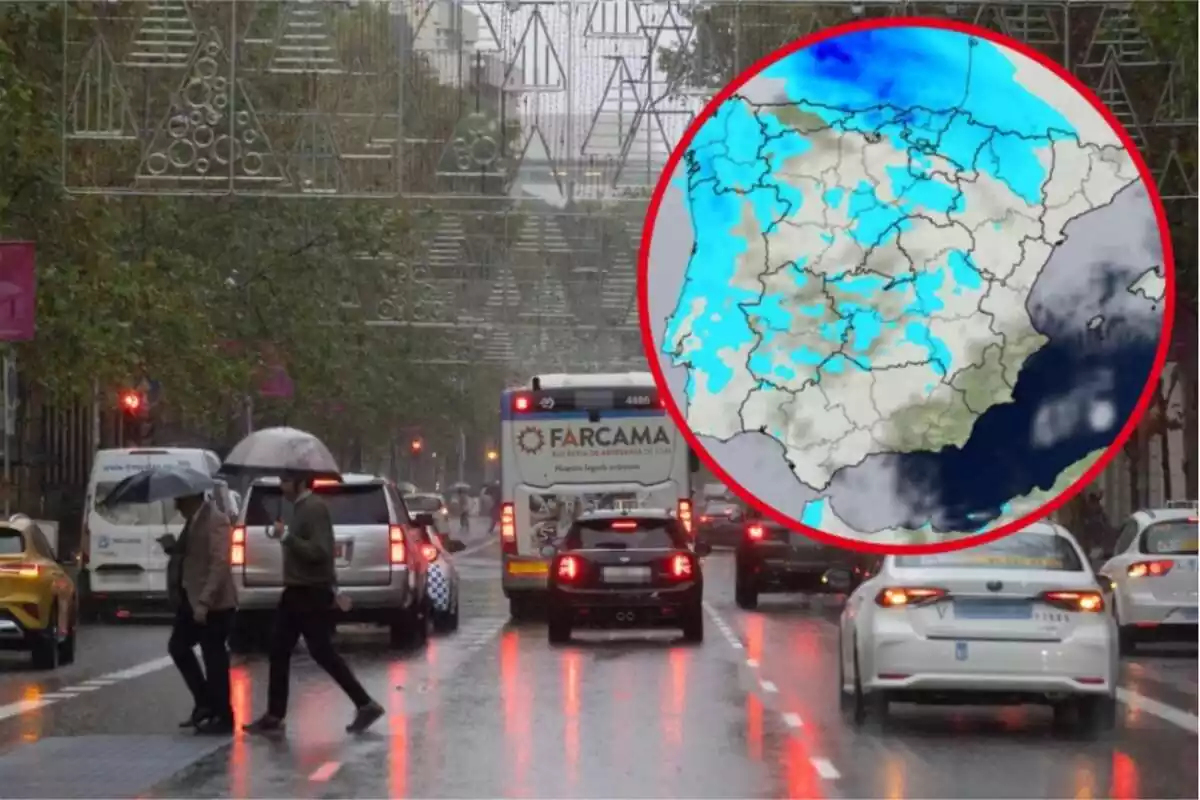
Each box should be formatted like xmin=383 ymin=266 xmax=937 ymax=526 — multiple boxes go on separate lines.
xmin=243 ymin=474 xmax=384 ymax=735
xmin=166 ymin=491 xmax=237 ymax=735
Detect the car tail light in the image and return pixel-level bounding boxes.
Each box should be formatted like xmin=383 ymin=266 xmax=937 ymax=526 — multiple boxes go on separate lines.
xmin=611 ymin=520 xmax=638 ymax=530
xmin=389 ymin=525 xmax=407 ymax=564
xmin=231 ymin=526 xmax=246 ymax=567
xmin=875 ymin=587 xmax=946 ymax=607
xmin=312 ymin=479 xmax=340 ymax=488
xmin=1128 ymin=560 xmax=1173 ymax=578
xmin=699 ymin=515 xmax=711 ymax=523
xmin=422 ymin=543 xmax=439 ymax=562
xmin=678 ymin=499 xmax=693 ymax=534
xmin=500 ymin=502 xmax=517 ymax=555
xmin=556 ymin=555 xmax=581 ymax=581
xmin=747 ymin=524 xmax=766 ymax=542
xmin=1041 ymin=590 xmax=1105 ymax=613
xmin=0 ymin=563 xmax=39 ymax=578
xmin=668 ymin=553 xmax=694 ymax=579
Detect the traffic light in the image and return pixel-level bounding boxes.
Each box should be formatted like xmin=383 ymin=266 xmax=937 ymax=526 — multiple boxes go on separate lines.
xmin=410 ymin=439 xmax=423 ymax=454
xmin=119 ymin=390 xmax=144 ymax=415
xmin=486 ymin=449 xmax=498 ymax=462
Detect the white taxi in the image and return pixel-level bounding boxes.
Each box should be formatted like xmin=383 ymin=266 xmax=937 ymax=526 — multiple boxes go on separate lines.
xmin=827 ymin=522 xmax=1117 ymax=734
xmin=1098 ymin=507 xmax=1197 ymax=655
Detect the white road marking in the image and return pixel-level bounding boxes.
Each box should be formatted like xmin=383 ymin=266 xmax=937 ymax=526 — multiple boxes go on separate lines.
xmin=746 ymin=658 xmax=759 ymax=668
xmin=37 ymin=692 xmax=78 ymax=700
xmin=811 ymin=757 xmax=841 ymax=780
xmin=309 ymin=761 xmax=342 ymax=782
xmin=61 ymin=685 xmax=101 ymax=693
xmin=0 ymin=699 xmax=53 ymax=721
xmin=81 ymin=679 xmax=116 ymax=686
xmin=1117 ymin=688 xmax=1200 ymax=734
xmin=760 ymin=680 xmax=778 ymax=693
xmin=101 ymin=655 xmax=174 ymax=681
xmin=782 ymin=712 xmax=804 ymax=728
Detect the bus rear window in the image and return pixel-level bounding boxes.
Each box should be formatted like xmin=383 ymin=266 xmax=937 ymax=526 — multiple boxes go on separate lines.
xmin=245 ymin=485 xmax=391 ymax=526
xmin=568 ymin=518 xmax=687 ymax=550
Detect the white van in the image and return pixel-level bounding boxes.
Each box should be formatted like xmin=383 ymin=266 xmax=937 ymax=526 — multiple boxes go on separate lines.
xmin=82 ymin=447 xmax=221 ymax=618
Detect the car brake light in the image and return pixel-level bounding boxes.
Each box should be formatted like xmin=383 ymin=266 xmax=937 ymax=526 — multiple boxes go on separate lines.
xmin=390 ymin=525 xmax=407 ymax=564
xmin=0 ymin=563 xmax=39 ymax=578
xmin=699 ymin=515 xmax=711 ymax=523
xmin=747 ymin=524 xmax=766 ymax=541
xmin=422 ymin=543 xmax=439 ymax=562
xmin=500 ymin=502 xmax=516 ymax=555
xmin=557 ymin=555 xmax=580 ymax=581
xmin=1128 ymin=560 xmax=1173 ymax=578
xmin=875 ymin=587 xmax=946 ymax=607
xmin=231 ymin=526 xmax=246 ymax=566
xmin=1041 ymin=590 xmax=1105 ymax=613
xmin=312 ymin=479 xmax=340 ymax=488
xmin=669 ymin=553 xmax=693 ymax=579
xmin=513 ymin=394 xmax=531 ymax=412
xmin=678 ymin=499 xmax=693 ymax=534
xmin=612 ymin=520 xmax=638 ymax=530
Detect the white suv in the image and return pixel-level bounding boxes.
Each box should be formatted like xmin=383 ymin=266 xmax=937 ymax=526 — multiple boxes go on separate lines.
xmin=229 ymin=474 xmax=431 ymax=652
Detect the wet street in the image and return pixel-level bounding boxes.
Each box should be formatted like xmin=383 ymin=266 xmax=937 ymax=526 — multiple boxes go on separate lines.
xmin=0 ymin=534 xmax=1195 ymax=799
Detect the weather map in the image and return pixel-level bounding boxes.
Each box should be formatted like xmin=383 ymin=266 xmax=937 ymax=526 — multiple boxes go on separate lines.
xmin=643 ymin=22 xmax=1171 ymax=545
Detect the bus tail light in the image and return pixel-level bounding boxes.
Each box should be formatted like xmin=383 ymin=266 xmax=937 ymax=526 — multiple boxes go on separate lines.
xmin=390 ymin=525 xmax=407 ymax=564
xmin=678 ymin=499 xmax=693 ymax=534
xmin=231 ymin=526 xmax=246 ymax=567
xmin=500 ymin=503 xmax=517 ymax=555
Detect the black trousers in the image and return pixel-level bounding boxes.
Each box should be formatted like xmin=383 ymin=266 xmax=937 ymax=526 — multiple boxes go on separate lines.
xmin=267 ymin=585 xmax=372 ymax=719
xmin=168 ymin=594 xmax=234 ymax=721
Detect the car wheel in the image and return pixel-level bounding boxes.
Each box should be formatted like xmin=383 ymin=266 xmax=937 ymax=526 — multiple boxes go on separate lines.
xmin=509 ymin=595 xmax=540 ymax=621
xmin=849 ymin=639 xmax=886 ymax=727
xmin=390 ymin=600 xmax=430 ymax=650
xmin=734 ymin=571 xmax=758 ymax=610
xmin=31 ymin=604 xmax=60 ymax=670
xmin=1074 ymin=694 xmax=1118 ymax=736
xmin=58 ymin=600 xmax=78 ymax=665
xmin=681 ymin=605 xmax=704 ymax=643
xmin=547 ymin=612 xmax=571 ymax=645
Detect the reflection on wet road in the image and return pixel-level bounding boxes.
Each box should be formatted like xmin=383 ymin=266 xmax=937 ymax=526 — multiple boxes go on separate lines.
xmin=0 ymin=544 xmax=1195 ymax=798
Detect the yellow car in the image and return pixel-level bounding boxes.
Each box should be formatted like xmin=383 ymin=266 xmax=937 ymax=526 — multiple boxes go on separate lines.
xmin=0 ymin=515 xmax=79 ymax=669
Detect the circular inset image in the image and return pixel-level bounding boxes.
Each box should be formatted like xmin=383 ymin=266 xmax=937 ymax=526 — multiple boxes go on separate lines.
xmin=639 ymin=18 xmax=1173 ymax=553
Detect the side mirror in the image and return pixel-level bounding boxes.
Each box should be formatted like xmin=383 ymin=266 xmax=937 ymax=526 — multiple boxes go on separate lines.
xmin=693 ymin=541 xmax=712 ymax=557
xmin=412 ymin=512 xmax=435 ymax=528
xmin=445 ymin=538 xmax=467 ymax=554
xmin=822 ymin=567 xmax=853 ymax=593
xmin=539 ymin=544 xmax=557 ymax=559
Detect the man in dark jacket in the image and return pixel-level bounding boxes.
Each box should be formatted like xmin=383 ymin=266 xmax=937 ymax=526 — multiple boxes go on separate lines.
xmin=243 ymin=474 xmax=384 ymax=735
xmin=164 ymin=493 xmax=237 ymax=734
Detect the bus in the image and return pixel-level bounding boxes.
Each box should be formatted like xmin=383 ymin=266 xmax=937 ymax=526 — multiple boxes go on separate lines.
xmin=498 ymin=372 xmax=697 ymax=619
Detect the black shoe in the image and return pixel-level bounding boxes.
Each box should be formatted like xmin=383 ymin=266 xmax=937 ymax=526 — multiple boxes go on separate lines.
xmin=195 ymin=716 xmax=235 ymax=736
xmin=346 ymin=701 xmax=384 ymax=733
xmin=242 ymin=714 xmax=285 ymax=735
xmin=180 ymin=707 xmax=211 ymax=728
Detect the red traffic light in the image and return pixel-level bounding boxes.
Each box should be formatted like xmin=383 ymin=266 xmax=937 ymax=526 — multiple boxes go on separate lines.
xmin=410 ymin=439 xmax=423 ymax=453
xmin=119 ymin=390 xmax=143 ymax=414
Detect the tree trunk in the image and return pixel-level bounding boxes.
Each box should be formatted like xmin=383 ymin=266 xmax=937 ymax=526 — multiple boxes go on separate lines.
xmin=1157 ymin=373 xmax=1174 ymax=502
xmin=1125 ymin=429 xmax=1144 ymax=511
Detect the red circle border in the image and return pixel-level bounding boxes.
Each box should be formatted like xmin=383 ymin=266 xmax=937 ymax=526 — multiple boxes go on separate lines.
xmin=636 ymin=15 xmax=1177 ymax=556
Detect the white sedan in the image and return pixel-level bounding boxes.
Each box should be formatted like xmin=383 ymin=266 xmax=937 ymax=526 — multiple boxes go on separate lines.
xmin=1098 ymin=507 xmax=1198 ymax=655
xmin=827 ymin=522 xmax=1117 ymax=734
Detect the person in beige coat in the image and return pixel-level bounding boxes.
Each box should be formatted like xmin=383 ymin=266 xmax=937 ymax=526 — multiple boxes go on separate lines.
xmin=165 ymin=492 xmax=237 ymax=735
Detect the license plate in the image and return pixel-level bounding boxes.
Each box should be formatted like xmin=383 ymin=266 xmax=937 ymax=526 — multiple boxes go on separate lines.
xmin=603 ymin=566 xmax=651 ymax=584
xmin=954 ymin=599 xmax=1032 ymax=620
xmin=1180 ymin=607 xmax=1198 ymax=622
xmin=508 ymin=561 xmax=548 ymax=576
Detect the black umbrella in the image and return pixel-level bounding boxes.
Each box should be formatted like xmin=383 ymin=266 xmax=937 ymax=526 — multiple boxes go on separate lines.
xmin=99 ymin=466 xmax=217 ymax=508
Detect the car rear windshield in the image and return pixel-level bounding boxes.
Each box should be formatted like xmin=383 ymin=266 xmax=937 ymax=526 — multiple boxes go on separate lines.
xmin=405 ymin=495 xmax=443 ymax=513
xmin=0 ymin=529 xmax=24 ymax=556
xmin=894 ymin=532 xmax=1084 ymax=571
xmin=568 ymin=518 xmax=686 ymax=550
xmin=245 ymin=485 xmax=391 ymax=526
xmin=92 ymin=481 xmax=184 ymax=527
xmin=1140 ymin=520 xmax=1198 ymax=556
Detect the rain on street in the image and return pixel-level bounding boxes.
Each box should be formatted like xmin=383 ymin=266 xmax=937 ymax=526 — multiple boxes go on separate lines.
xmin=0 ymin=526 xmax=1195 ymax=799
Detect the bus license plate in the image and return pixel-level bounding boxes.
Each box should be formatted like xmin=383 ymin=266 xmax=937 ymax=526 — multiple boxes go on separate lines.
xmin=603 ymin=566 xmax=650 ymax=584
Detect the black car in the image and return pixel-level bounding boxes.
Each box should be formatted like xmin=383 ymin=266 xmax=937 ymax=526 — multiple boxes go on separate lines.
xmin=545 ymin=510 xmax=712 ymax=644
xmin=734 ymin=512 xmax=867 ymax=609
xmin=696 ymin=499 xmax=746 ymax=548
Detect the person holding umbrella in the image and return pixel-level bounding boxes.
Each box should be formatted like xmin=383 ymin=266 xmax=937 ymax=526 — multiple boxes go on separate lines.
xmin=100 ymin=466 xmax=237 ymax=734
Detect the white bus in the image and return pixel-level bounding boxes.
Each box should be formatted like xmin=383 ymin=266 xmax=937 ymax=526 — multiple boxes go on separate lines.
xmin=498 ymin=372 xmax=697 ymax=619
